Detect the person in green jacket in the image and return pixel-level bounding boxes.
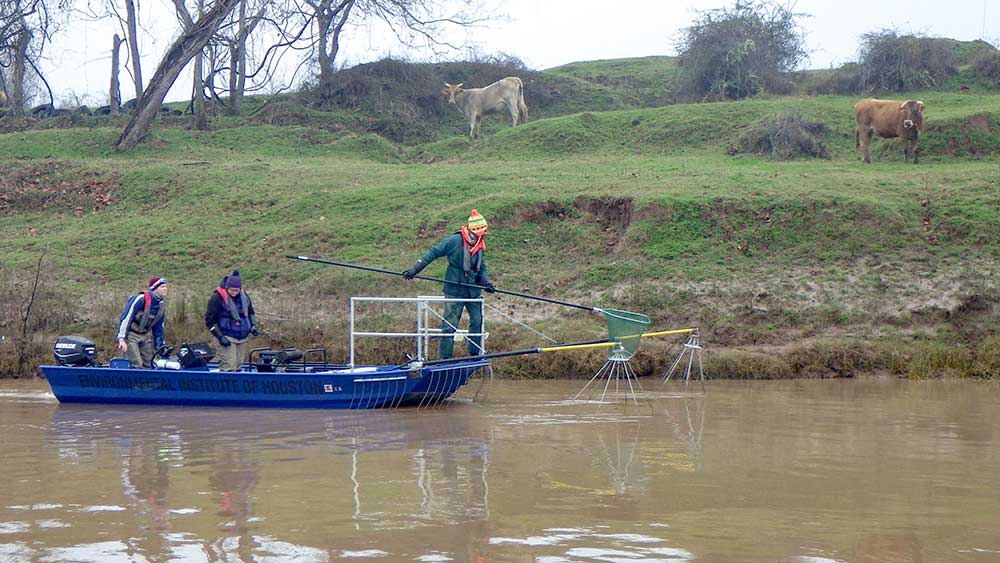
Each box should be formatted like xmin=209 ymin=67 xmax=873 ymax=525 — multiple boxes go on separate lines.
xmin=403 ymin=209 xmax=496 ymax=359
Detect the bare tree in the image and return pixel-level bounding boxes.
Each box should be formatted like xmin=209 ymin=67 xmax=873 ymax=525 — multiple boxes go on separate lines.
xmin=304 ymin=0 xmax=354 ymax=85
xmin=258 ymin=0 xmax=490 ymax=93
xmin=116 ymin=0 xmax=241 ymax=151
xmin=224 ymin=0 xmax=267 ymax=114
xmin=1 ymin=0 xmax=68 ymax=115
xmin=174 ymin=0 xmax=209 ymax=129
xmin=124 ymin=0 xmax=143 ymax=99
xmin=9 ymin=24 xmax=32 ymax=114
xmin=110 ymin=33 xmax=123 ymax=112
xmin=16 ymin=251 xmax=45 ymax=376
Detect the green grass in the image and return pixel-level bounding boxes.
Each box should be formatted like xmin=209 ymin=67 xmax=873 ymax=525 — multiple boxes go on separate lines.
xmin=3 ymin=66 xmax=1000 ymax=378
xmin=545 ymin=55 xmax=678 ymax=107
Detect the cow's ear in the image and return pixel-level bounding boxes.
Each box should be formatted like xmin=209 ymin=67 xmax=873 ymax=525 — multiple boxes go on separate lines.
xmin=441 ymin=88 xmax=449 ymax=95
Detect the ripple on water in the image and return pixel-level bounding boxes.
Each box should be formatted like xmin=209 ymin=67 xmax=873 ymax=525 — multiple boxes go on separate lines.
xmin=0 ymin=522 xmax=30 ymax=535
xmin=564 ymin=546 xmax=694 ymax=562
xmin=339 ymin=549 xmax=387 ymax=558
xmin=490 ymin=527 xmax=692 ymax=562
xmin=7 ymin=504 xmax=62 ymax=511
xmin=0 ymin=391 xmax=57 ymax=403
xmin=41 ymin=540 xmax=140 ymax=562
xmin=0 ymin=542 xmax=33 ymax=561
xmin=253 ymin=537 xmax=329 ymax=561
xmin=76 ymin=505 xmax=126 ymax=512
xmin=416 ymin=554 xmax=453 ymax=562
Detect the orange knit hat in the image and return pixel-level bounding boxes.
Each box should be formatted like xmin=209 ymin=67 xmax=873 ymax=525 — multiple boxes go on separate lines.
xmin=468 ymin=209 xmax=488 ymax=233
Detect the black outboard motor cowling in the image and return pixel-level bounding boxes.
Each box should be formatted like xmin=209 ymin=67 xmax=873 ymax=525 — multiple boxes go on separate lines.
xmin=53 ymin=335 xmax=98 ymax=366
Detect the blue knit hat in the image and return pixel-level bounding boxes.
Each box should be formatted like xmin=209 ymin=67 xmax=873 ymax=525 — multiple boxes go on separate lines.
xmin=225 ymin=270 xmax=242 ymax=289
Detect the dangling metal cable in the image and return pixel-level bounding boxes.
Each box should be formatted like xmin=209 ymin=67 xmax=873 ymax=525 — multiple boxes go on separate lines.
xmin=483 ymin=302 xmax=558 ymax=343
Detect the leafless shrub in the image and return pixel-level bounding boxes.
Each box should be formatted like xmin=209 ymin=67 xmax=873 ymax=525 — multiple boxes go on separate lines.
xmin=728 ymin=112 xmax=831 ymax=160
xmin=675 ymin=1 xmax=807 ymax=101
xmin=0 ymin=254 xmax=73 ymax=377
xmin=859 ymin=31 xmax=959 ymax=93
xmin=973 ymin=51 xmax=1000 ymax=87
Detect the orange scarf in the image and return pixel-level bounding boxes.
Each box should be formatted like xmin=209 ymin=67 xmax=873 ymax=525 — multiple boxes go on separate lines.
xmin=460 ymin=226 xmax=486 ymax=255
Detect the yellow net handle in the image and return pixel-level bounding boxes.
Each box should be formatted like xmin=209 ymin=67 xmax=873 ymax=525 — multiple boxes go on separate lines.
xmin=539 ymin=328 xmax=697 ymax=353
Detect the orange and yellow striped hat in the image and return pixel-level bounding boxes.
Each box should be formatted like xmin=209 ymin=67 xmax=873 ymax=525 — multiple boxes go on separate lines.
xmin=468 ymin=209 xmax=488 ymax=233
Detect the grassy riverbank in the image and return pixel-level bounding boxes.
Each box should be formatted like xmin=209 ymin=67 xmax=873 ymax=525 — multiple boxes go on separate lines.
xmin=3 ymin=67 xmax=1000 ymax=378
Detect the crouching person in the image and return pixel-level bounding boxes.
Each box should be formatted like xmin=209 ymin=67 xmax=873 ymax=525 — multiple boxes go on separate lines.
xmin=205 ymin=270 xmax=259 ymax=371
xmin=116 ymin=277 xmax=169 ymax=368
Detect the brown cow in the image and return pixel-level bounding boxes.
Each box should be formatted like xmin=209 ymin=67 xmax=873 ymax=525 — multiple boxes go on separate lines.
xmin=442 ymin=77 xmax=528 ymax=139
xmin=854 ymin=98 xmax=926 ymax=164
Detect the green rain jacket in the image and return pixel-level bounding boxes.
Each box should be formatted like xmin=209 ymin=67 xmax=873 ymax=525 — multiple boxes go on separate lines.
xmin=418 ymin=231 xmax=490 ymax=298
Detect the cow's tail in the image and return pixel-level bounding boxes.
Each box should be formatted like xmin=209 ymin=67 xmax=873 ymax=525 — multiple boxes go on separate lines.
xmin=854 ymin=127 xmax=860 ymax=150
xmin=516 ymin=78 xmax=528 ymax=124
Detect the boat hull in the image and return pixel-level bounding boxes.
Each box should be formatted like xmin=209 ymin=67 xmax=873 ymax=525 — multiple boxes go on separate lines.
xmin=39 ymin=361 xmax=488 ymax=409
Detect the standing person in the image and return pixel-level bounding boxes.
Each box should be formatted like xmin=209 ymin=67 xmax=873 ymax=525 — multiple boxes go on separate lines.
xmin=116 ymin=277 xmax=169 ymax=368
xmin=205 ymin=270 xmax=258 ymax=371
xmin=403 ymin=209 xmax=496 ymax=359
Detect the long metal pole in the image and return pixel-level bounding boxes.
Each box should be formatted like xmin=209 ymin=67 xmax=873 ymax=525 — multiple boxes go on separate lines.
xmin=287 ymin=255 xmax=600 ymax=312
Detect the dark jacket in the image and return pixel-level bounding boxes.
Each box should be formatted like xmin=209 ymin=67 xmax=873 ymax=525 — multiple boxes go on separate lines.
xmin=419 ymin=231 xmax=490 ymax=298
xmin=205 ymin=289 xmax=255 ymax=340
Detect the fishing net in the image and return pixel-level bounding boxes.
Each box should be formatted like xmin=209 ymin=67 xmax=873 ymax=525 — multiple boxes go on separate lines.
xmin=604 ymin=308 xmax=651 ymax=361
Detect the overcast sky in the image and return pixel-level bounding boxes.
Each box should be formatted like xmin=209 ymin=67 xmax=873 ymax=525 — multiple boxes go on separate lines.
xmin=41 ymin=0 xmax=997 ymax=106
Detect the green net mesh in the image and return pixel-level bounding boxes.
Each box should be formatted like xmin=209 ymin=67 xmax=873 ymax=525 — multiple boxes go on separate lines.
xmin=603 ymin=308 xmax=651 ymax=360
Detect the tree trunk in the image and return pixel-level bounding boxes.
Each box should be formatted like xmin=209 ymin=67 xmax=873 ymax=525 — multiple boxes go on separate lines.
xmin=191 ymin=0 xmax=207 ymax=130
xmin=125 ymin=0 xmax=144 ymax=100
xmin=0 ymin=67 xmax=9 ymax=104
xmin=110 ymin=34 xmax=123 ymax=114
xmin=192 ymin=53 xmax=207 ymax=129
xmin=226 ymin=0 xmax=246 ymax=115
xmin=116 ymin=0 xmax=242 ymax=151
xmin=227 ymin=43 xmax=240 ymax=115
xmin=316 ymin=9 xmax=333 ymax=85
xmin=328 ymin=0 xmax=354 ymax=71
xmin=10 ymin=25 xmax=31 ymax=116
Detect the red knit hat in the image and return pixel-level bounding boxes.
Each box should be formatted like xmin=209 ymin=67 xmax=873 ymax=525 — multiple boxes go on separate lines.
xmin=149 ymin=277 xmax=167 ymax=291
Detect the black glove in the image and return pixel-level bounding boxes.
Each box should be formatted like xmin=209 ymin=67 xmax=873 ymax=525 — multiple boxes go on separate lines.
xmin=402 ymin=260 xmax=425 ymax=280
xmin=156 ymin=345 xmax=173 ymax=358
xmin=209 ymin=325 xmax=231 ymax=347
xmin=250 ymin=316 xmax=261 ymax=337
xmin=483 ymin=281 xmax=497 ymax=293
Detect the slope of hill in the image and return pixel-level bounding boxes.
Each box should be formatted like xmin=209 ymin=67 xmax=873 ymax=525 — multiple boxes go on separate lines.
xmin=544 ymin=55 xmax=678 ymax=107
xmin=2 ymin=57 xmax=1000 ymax=379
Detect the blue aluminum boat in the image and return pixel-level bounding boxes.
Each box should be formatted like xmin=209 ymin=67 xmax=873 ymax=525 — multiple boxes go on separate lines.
xmin=40 ymin=295 xmax=491 ymax=409
xmin=40 ymin=359 xmax=488 ymax=409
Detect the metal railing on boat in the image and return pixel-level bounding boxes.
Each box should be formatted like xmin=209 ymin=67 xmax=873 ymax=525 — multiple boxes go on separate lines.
xmin=349 ymin=296 xmax=487 ymax=368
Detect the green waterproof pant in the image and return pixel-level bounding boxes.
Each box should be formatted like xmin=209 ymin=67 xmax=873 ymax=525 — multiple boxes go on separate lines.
xmin=216 ymin=336 xmax=249 ymax=372
xmin=439 ymin=299 xmax=483 ymax=359
xmin=125 ymin=331 xmax=154 ymax=368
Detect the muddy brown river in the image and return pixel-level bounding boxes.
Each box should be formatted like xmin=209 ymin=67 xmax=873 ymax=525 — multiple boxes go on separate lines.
xmin=1 ymin=377 xmax=998 ymax=562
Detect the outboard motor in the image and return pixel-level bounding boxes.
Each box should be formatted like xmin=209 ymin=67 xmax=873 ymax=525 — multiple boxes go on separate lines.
xmin=53 ymin=336 xmax=98 ymax=367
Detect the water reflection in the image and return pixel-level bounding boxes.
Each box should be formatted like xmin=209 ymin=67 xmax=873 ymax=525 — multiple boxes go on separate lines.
xmin=35 ymin=404 xmax=494 ymax=561
xmin=4 ymin=379 xmax=1000 ymax=562
xmin=658 ymin=395 xmax=705 ymax=471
